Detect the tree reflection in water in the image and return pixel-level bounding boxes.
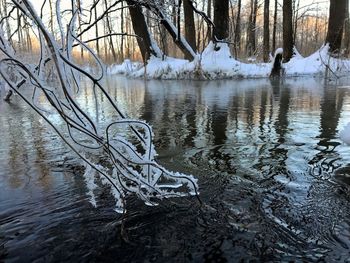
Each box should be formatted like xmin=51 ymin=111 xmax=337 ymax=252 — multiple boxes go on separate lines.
xmin=2 ymin=77 xmax=350 ymax=261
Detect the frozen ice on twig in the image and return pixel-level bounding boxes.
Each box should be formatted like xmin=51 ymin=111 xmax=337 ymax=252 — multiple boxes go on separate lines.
xmin=0 ymin=0 xmax=199 ymax=213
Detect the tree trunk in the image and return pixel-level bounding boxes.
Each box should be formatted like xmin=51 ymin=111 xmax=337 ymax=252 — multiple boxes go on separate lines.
xmin=344 ymin=0 xmax=350 ymax=56
xmin=272 ymin=0 xmax=277 ymax=53
xmin=314 ymin=9 xmax=319 ymax=51
xmin=183 ymin=0 xmax=197 ymax=58
xmin=213 ymin=0 xmax=229 ymax=41
xmin=17 ymin=9 xmax=24 ymax=51
xmin=77 ymin=0 xmax=84 ymax=59
xmin=252 ymin=0 xmax=258 ymax=52
xmin=126 ymin=0 xmax=161 ymax=63
xmin=120 ymin=0 xmax=125 ymax=62
xmin=283 ymin=0 xmax=294 ymax=62
xmin=263 ymin=0 xmax=270 ymax=62
xmin=292 ymin=0 xmax=300 ymax=42
xmin=49 ymin=0 xmax=54 ymax=35
xmin=326 ymin=0 xmax=347 ymax=54
xmin=172 ymin=0 xmax=177 ymax=25
xmin=247 ymin=0 xmax=258 ymax=56
xmin=206 ymin=0 xmax=212 ymax=42
xmin=93 ymin=0 xmax=100 ymax=57
xmin=234 ymin=0 xmax=241 ymax=58
xmin=104 ymin=0 xmax=117 ymax=61
xmin=158 ymin=0 xmax=168 ymax=56
xmin=24 ymin=17 xmax=32 ymax=52
xmin=1 ymin=0 xmax=12 ymax=46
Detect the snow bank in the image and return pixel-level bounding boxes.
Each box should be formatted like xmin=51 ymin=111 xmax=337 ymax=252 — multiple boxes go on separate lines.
xmin=107 ymin=43 xmax=350 ymax=80
xmin=107 ymin=59 xmax=143 ymax=75
xmin=284 ymin=45 xmax=350 ymax=76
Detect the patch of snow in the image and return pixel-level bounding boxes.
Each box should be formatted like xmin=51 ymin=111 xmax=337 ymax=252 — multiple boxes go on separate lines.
xmin=293 ymin=47 xmax=304 ymax=59
xmin=340 ymin=122 xmax=350 ymax=145
xmin=247 ymin=57 xmax=257 ymax=62
xmin=107 ymin=59 xmax=142 ymax=75
xmin=275 ymin=48 xmax=283 ymax=55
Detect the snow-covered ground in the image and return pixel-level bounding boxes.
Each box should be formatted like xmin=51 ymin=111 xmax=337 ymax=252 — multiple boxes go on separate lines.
xmin=107 ymin=42 xmax=350 ymax=80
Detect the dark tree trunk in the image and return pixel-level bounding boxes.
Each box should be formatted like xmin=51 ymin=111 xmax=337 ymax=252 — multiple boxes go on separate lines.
xmin=326 ymin=0 xmax=347 ymax=54
xmin=213 ymin=0 xmax=229 ymax=41
xmin=270 ymin=52 xmax=283 ymax=77
xmin=126 ymin=0 xmax=159 ymax=63
xmin=252 ymin=0 xmax=258 ymax=51
xmin=206 ymin=0 xmax=212 ymax=41
xmin=283 ymin=0 xmax=294 ymax=62
xmin=272 ymin=0 xmax=277 ymax=53
xmin=234 ymin=0 xmax=241 ymax=58
xmin=344 ymin=0 xmax=350 ymax=56
xmin=263 ymin=0 xmax=270 ymax=62
xmin=120 ymin=0 xmax=125 ymax=62
xmin=247 ymin=0 xmax=258 ymax=56
xmin=246 ymin=0 xmax=254 ymax=56
xmin=183 ymin=0 xmax=197 ymax=58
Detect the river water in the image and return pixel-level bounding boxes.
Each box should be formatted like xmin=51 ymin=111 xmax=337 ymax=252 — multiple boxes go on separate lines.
xmin=1 ymin=76 xmax=350 ymax=262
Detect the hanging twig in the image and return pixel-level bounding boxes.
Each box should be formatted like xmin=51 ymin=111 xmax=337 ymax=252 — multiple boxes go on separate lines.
xmin=0 ymin=0 xmax=199 ymax=213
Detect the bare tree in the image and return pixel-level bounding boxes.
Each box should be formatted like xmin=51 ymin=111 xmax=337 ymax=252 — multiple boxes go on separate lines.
xmin=213 ymin=0 xmax=229 ymax=41
xmin=344 ymin=0 xmax=350 ymax=56
xmin=104 ymin=0 xmax=117 ymax=61
xmin=263 ymin=0 xmax=270 ymax=62
xmin=272 ymin=0 xmax=278 ymax=53
xmin=93 ymin=0 xmax=100 ymax=57
xmin=126 ymin=0 xmax=162 ymax=63
xmin=246 ymin=0 xmax=258 ymax=57
xmin=183 ymin=0 xmax=197 ymax=58
xmin=120 ymin=0 xmax=125 ymax=61
xmin=326 ymin=0 xmax=347 ymax=54
xmin=234 ymin=0 xmax=242 ymax=58
xmin=206 ymin=0 xmax=212 ymax=41
xmin=283 ymin=0 xmax=294 ymax=62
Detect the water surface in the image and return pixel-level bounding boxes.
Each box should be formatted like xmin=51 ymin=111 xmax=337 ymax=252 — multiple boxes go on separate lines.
xmin=1 ymin=77 xmax=350 ymax=262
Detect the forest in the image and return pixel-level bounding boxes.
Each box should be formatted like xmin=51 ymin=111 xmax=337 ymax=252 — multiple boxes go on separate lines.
xmin=1 ymin=0 xmax=349 ymax=65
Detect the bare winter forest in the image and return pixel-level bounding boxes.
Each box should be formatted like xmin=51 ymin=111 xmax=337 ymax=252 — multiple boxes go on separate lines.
xmin=1 ymin=0 xmax=349 ymax=65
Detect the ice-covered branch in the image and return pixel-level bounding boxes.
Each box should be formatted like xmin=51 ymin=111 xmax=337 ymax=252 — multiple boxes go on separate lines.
xmin=0 ymin=0 xmax=199 ymax=213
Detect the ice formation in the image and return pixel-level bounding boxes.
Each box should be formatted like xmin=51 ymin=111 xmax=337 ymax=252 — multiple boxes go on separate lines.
xmin=0 ymin=0 xmax=199 ymax=213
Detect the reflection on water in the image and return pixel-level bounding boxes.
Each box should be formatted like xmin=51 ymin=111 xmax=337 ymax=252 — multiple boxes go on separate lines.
xmin=1 ymin=77 xmax=350 ymax=261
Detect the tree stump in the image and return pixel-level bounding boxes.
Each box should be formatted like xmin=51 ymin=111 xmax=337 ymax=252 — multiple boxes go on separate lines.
xmin=270 ymin=48 xmax=284 ymax=78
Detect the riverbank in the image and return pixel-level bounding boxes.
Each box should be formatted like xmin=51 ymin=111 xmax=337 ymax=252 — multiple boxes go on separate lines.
xmin=107 ymin=43 xmax=350 ymax=80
